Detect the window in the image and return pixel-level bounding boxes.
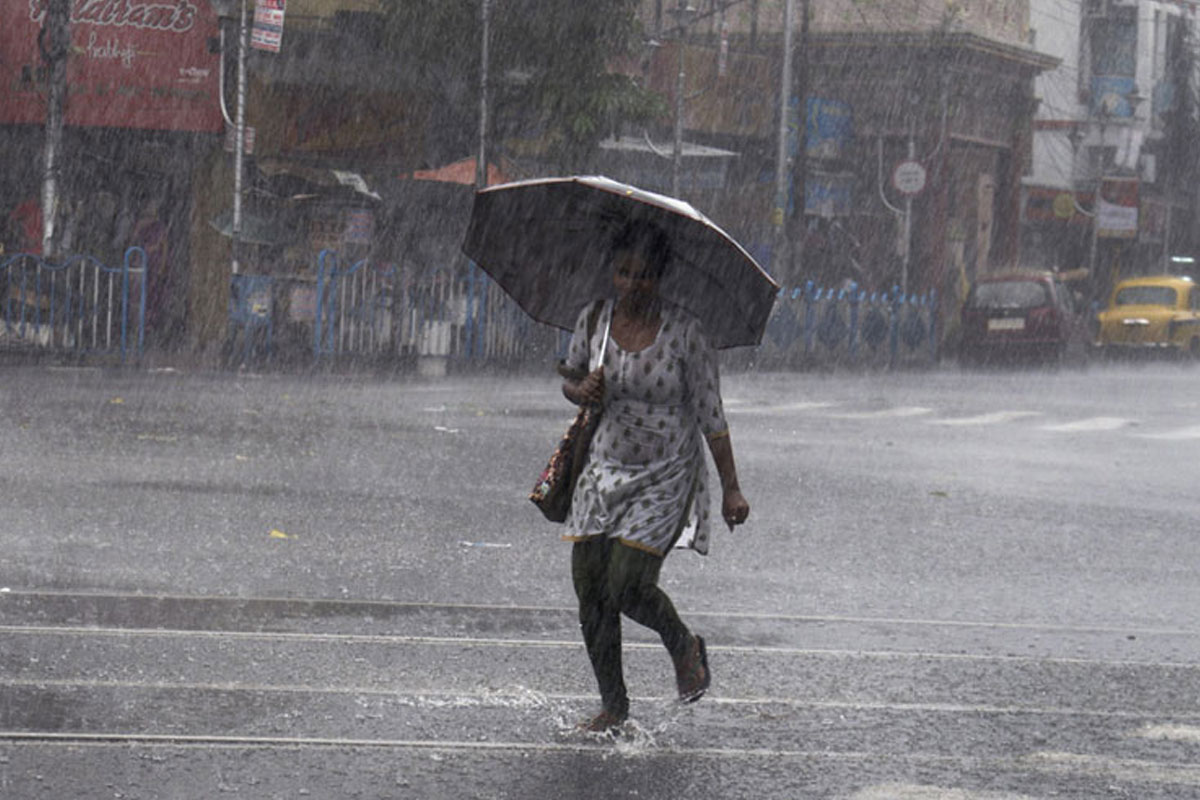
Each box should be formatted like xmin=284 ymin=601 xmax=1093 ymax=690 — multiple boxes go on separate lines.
xmin=1115 ymin=286 xmax=1177 ymax=307
xmin=970 ymin=281 xmax=1050 ymax=310
xmin=1091 ymin=6 xmax=1138 ymax=77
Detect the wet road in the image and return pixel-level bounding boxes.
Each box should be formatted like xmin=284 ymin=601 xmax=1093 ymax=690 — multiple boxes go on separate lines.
xmin=2 ymin=362 xmax=1200 ymax=798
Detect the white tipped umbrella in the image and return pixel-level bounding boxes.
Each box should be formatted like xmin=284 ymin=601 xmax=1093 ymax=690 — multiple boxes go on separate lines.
xmin=461 ymin=175 xmax=779 ymax=349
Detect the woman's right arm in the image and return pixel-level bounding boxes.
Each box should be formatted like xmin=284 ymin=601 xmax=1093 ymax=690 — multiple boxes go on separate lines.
xmin=560 ymin=301 xmax=604 ymax=405
xmin=563 ymin=368 xmax=605 ymax=406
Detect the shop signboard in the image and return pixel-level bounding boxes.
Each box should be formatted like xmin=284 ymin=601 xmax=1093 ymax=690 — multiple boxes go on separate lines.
xmin=805 ymin=172 xmax=853 ymax=218
xmin=1097 ymin=177 xmax=1139 ymax=239
xmin=786 ymin=97 xmax=854 ymax=162
xmin=251 ymin=0 xmax=285 ymax=53
xmin=343 ymin=208 xmax=374 ymax=245
xmin=805 ymin=98 xmax=853 ymax=161
xmin=0 ymin=0 xmax=221 ymax=131
xmin=1090 ymin=75 xmax=1138 ymax=119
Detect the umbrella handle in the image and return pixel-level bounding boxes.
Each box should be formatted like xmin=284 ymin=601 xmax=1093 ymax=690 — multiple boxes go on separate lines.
xmin=593 ymin=307 xmax=612 ymax=371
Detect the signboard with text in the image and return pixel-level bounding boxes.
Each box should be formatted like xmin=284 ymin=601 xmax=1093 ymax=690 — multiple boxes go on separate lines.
xmin=251 ymin=0 xmax=285 ymax=52
xmin=1097 ymin=177 xmax=1139 ymax=239
xmin=0 ymin=0 xmax=222 ymax=131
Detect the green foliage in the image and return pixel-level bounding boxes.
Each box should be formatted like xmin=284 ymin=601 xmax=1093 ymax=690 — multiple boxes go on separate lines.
xmin=380 ymin=0 xmax=663 ymax=172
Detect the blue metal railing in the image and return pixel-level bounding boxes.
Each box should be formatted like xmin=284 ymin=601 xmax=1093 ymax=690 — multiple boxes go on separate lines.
xmin=0 ymin=247 xmax=147 ymax=361
xmin=313 ymin=249 xmax=396 ymax=359
xmin=763 ymin=281 xmax=939 ymax=368
xmin=313 ymin=251 xmax=544 ymax=364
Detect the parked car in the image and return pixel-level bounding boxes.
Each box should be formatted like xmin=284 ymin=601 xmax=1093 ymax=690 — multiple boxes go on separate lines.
xmin=959 ymin=271 xmax=1090 ymax=366
xmin=1095 ymin=275 xmax=1200 ymax=358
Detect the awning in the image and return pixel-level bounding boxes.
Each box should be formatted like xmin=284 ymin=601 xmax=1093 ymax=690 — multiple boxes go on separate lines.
xmin=399 ymin=157 xmax=510 ymax=187
xmin=258 ymin=159 xmax=382 ymax=202
xmin=208 ymin=209 xmax=290 ymax=246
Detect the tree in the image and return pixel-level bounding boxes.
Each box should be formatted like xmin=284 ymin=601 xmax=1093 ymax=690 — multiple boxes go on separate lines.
xmin=382 ymin=0 xmax=664 ymax=172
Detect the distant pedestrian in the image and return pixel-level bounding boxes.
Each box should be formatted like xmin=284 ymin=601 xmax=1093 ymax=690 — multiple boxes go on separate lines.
xmin=130 ymin=195 xmax=171 ymax=342
xmin=560 ymin=220 xmax=750 ymax=733
xmin=5 ymin=195 xmax=43 ymax=255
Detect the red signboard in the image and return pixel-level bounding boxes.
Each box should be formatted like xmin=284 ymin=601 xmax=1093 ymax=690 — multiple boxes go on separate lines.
xmin=0 ymin=0 xmax=222 ymax=131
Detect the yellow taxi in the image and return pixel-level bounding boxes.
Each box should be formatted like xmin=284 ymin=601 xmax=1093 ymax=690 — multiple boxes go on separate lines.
xmin=1096 ymin=275 xmax=1200 ymax=357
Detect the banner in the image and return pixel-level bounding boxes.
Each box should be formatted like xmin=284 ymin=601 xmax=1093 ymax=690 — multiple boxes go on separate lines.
xmin=0 ymin=0 xmax=221 ymax=131
xmin=1097 ymin=177 xmax=1139 ymax=239
xmin=251 ymin=0 xmax=285 ymax=52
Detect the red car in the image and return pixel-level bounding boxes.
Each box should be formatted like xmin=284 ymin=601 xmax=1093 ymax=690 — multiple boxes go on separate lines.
xmin=959 ymin=271 xmax=1091 ymax=366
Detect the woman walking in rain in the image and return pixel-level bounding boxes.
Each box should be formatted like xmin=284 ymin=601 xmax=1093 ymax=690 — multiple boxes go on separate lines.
xmin=560 ymin=219 xmax=750 ymax=733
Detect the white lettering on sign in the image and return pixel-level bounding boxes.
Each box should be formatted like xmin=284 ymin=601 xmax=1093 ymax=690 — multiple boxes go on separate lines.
xmin=892 ymin=161 xmax=927 ymax=196
xmin=85 ymin=30 xmax=138 ymax=67
xmin=27 ymin=0 xmax=198 ymax=34
xmin=177 ymin=66 xmax=210 ymax=84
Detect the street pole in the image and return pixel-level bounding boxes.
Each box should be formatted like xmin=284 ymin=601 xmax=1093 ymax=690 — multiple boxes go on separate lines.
xmin=671 ymin=38 xmax=685 ymax=197
xmin=40 ymin=0 xmax=71 ymax=259
xmin=468 ymin=0 xmax=490 ymax=361
xmin=902 ymin=127 xmax=914 ymax=296
xmin=476 ymin=0 xmax=490 ymax=190
xmin=231 ymin=0 xmax=248 ymax=276
xmin=772 ymin=0 xmax=795 ymax=275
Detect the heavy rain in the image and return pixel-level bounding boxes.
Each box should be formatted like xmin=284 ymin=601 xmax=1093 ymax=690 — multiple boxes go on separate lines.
xmin=3 ymin=1 xmax=1200 ymax=798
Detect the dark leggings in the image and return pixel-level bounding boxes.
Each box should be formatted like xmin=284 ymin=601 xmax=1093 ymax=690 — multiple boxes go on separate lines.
xmin=571 ymin=537 xmax=692 ymax=717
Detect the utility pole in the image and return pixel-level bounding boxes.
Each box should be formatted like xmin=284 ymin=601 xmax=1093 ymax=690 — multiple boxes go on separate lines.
xmin=230 ymin=0 xmax=248 ymax=275
xmin=670 ymin=2 xmax=696 ymax=198
xmin=787 ymin=0 xmax=810 ymax=283
xmin=39 ymin=0 xmax=71 ymax=259
xmin=772 ymin=0 xmax=795 ymax=275
xmin=476 ymin=0 xmax=490 ymax=189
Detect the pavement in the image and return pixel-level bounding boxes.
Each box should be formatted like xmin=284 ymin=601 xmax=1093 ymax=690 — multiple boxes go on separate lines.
xmin=2 ymin=362 xmax=1200 ymax=798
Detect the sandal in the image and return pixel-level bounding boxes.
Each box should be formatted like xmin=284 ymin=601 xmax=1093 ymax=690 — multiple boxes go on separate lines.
xmin=675 ymin=635 xmax=710 ymax=703
xmin=578 ymin=709 xmax=627 ymax=733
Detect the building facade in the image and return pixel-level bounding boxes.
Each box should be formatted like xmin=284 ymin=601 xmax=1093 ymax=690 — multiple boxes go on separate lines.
xmin=633 ymin=0 xmax=1057 ymax=322
xmin=1023 ymin=0 xmax=1200 ymax=301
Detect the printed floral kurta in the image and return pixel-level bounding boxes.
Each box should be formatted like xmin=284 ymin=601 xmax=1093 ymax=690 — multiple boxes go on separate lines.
xmin=563 ymin=299 xmax=728 ymax=556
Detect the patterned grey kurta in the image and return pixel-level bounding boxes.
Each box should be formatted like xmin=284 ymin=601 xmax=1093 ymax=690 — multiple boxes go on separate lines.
xmin=563 ymin=299 xmax=728 ymax=556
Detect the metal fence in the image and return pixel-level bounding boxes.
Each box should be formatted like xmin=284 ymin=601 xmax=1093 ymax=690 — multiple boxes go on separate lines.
xmin=757 ymin=281 xmax=940 ymax=369
xmin=0 ymin=247 xmax=147 ymax=362
xmin=310 ymin=256 xmax=940 ymax=370
xmin=1 ymin=247 xmax=938 ymax=371
xmin=312 ymin=251 xmax=553 ymax=365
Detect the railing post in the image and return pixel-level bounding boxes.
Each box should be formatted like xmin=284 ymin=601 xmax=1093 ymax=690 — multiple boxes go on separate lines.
xmin=803 ymin=280 xmax=817 ymax=357
xmin=314 ymin=250 xmax=333 ymax=359
xmin=928 ymin=288 xmax=939 ymax=363
xmin=847 ymin=281 xmax=860 ymax=361
xmin=889 ymin=285 xmax=902 ymax=369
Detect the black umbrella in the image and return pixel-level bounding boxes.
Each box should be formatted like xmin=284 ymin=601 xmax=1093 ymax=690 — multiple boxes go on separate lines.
xmin=461 ymin=175 xmax=779 ymax=349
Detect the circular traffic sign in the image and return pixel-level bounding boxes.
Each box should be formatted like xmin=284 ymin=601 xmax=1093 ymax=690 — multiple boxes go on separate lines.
xmin=892 ymin=160 xmax=927 ymax=196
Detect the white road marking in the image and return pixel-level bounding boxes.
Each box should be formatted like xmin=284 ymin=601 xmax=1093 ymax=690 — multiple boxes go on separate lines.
xmin=850 ymin=784 xmax=1037 ymax=800
xmin=5 ymin=589 xmax=1199 ymax=639
xmin=1 ymin=677 xmax=1191 ymax=720
xmin=827 ymin=406 xmax=933 ymax=420
xmin=1024 ymin=750 xmax=1200 ymax=787
xmin=6 ymin=731 xmax=1200 ymax=789
xmin=1040 ymin=416 xmax=1133 ymax=432
xmin=5 ymin=624 xmax=1200 ymax=671
xmin=1137 ymin=425 xmax=1200 ymax=441
xmin=930 ymin=411 xmax=1041 ymax=426
xmin=1135 ymin=723 xmax=1200 ymax=743
xmin=726 ymin=401 xmax=834 ymax=415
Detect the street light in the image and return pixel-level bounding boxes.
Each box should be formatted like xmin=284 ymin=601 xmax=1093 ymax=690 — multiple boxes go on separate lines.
xmin=209 ymin=0 xmax=248 ymax=276
xmin=668 ymin=2 xmax=696 ymax=197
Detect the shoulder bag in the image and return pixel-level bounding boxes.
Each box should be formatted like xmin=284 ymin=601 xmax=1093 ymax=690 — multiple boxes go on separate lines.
xmin=529 ymin=301 xmax=610 ymax=523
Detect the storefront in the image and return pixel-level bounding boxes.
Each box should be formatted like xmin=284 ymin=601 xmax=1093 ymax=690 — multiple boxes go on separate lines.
xmin=0 ymin=0 xmax=223 ymax=347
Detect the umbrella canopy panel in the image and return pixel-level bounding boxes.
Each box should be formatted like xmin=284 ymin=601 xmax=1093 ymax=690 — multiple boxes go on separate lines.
xmin=462 ymin=176 xmax=778 ymax=349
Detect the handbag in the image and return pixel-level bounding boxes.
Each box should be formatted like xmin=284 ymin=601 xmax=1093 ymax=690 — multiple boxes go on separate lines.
xmin=530 ymin=302 xmax=610 ymax=523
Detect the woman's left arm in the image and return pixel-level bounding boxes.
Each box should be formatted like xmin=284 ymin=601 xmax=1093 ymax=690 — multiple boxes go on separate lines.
xmin=707 ymin=432 xmax=749 ymax=531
